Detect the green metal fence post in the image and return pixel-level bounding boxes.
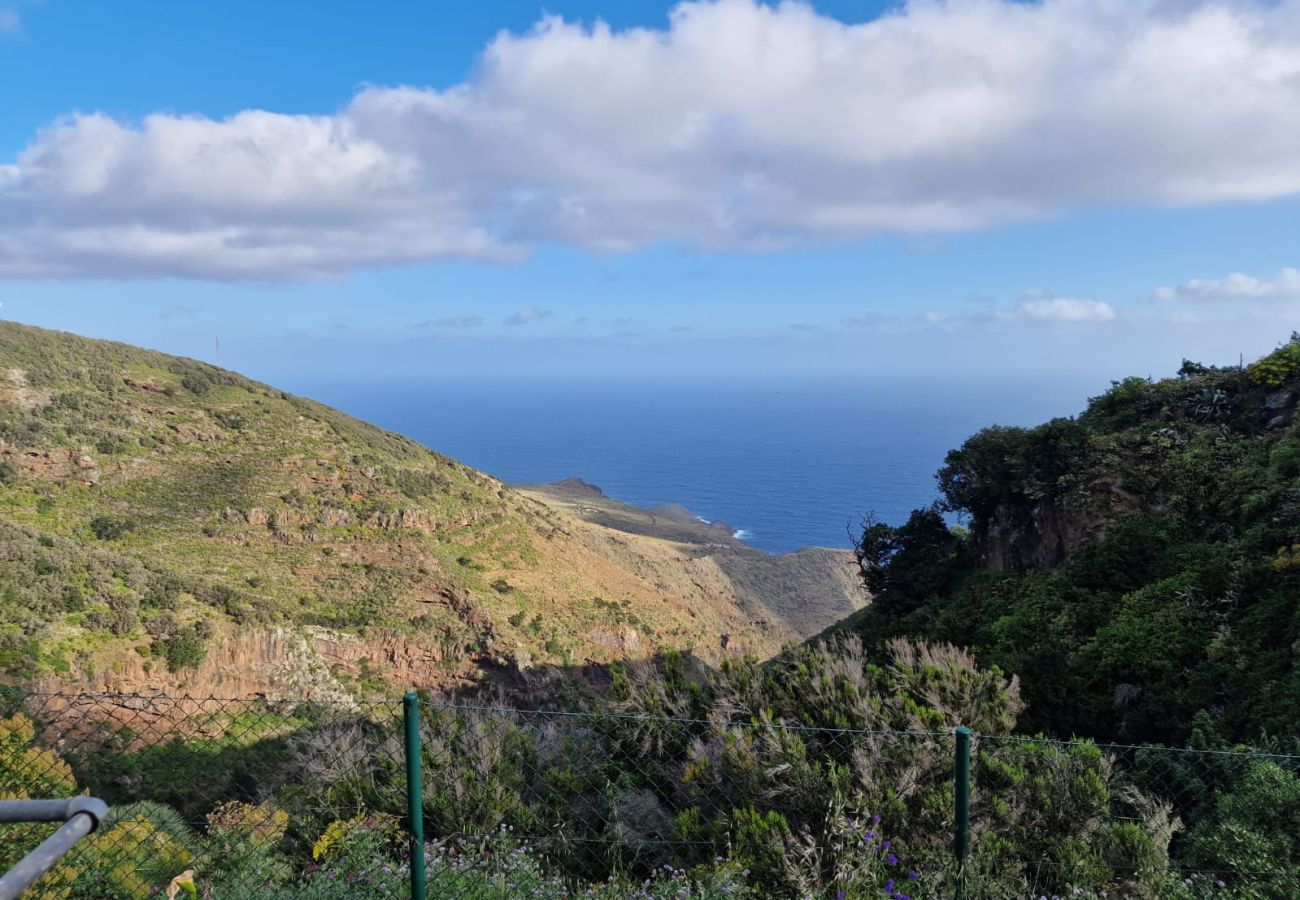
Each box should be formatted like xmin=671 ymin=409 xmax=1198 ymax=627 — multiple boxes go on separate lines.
xmin=953 ymin=725 xmax=972 ymax=896
xmin=403 ymin=691 xmax=426 ymax=900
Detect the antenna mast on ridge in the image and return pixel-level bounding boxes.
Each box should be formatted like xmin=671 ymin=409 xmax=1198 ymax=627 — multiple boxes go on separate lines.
xmin=215 ymin=337 xmax=221 ymax=368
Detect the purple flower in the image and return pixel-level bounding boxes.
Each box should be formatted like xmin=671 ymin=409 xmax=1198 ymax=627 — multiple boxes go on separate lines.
xmin=886 ymin=879 xmax=895 ymax=893
xmin=908 ymin=872 xmax=920 ymax=880
xmin=882 ymin=840 xmax=891 ymax=851
xmin=887 ymin=853 xmax=898 ymax=866
xmin=871 ymin=815 xmax=881 ymax=825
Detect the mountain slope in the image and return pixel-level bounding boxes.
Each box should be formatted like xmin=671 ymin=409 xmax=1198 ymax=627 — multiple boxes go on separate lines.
xmin=0 ymin=321 xmax=854 ymax=697
xmin=517 ymin=479 xmax=862 ymax=637
xmin=824 ymin=336 xmax=1300 ymax=746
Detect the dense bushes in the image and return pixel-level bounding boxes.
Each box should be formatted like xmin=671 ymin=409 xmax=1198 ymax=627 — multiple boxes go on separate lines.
xmin=269 ymin=638 xmax=1185 ymax=898
xmin=937 ymin=418 xmax=1094 ymax=521
xmin=89 ymin=515 xmax=135 ymax=541
xmin=6 ymin=644 xmax=1298 ymax=898
xmin=0 ymin=520 xmax=205 ymax=674
xmin=844 ymin=339 xmax=1300 ymax=747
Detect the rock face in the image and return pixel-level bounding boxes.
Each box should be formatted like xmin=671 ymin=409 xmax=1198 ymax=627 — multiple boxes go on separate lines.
xmin=979 ymin=500 xmax=1105 ymax=571
xmin=1264 ymin=388 xmax=1297 ymax=430
xmin=1263 ymin=389 xmax=1297 ymax=412
xmin=365 ymin=509 xmax=440 ymax=533
xmin=46 ymin=627 xmax=450 ymax=701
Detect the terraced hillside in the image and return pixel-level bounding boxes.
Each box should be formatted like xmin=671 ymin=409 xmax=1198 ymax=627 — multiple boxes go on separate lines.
xmin=0 ymin=321 xmax=860 ymax=700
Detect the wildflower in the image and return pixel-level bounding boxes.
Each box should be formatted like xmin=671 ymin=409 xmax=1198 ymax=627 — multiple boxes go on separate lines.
xmin=907 ymin=872 xmax=920 ymax=881
xmin=870 ymin=815 xmax=881 ymax=825
xmin=886 ymin=854 xmax=897 ymax=866
xmin=886 ymin=879 xmax=894 ymax=893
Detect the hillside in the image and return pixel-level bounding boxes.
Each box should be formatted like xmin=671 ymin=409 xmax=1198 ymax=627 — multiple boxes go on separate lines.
xmin=826 ymin=335 xmax=1300 ymax=746
xmin=517 ymin=479 xmax=862 ymax=637
xmin=0 ymin=321 xmax=858 ymax=699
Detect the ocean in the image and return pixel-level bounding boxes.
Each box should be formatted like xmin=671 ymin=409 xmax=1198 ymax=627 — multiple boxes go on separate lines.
xmin=305 ymin=374 xmax=1102 ymax=555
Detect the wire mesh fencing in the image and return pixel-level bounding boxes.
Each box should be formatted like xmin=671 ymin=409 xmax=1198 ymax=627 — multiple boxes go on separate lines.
xmin=2 ymin=692 xmax=408 ymax=898
xmin=973 ymin=734 xmax=1300 ymax=899
xmin=1 ymin=690 xmax=1297 ymax=899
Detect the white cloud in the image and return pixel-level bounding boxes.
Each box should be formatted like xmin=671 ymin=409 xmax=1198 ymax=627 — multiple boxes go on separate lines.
xmin=1154 ymin=267 xmax=1300 ymax=303
xmin=504 ymin=307 xmax=551 ymax=326
xmin=1010 ymin=294 xmax=1117 ymax=323
xmin=434 ymin=314 xmax=484 ymax=328
xmin=5 ymin=0 xmax=1300 ymax=279
xmin=0 ymin=9 xmax=19 ymax=34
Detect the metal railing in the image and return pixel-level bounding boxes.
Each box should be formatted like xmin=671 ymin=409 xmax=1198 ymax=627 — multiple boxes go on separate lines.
xmin=0 ymin=798 xmax=107 ymax=900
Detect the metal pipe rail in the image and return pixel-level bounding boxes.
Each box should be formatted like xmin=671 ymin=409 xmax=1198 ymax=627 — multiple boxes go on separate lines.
xmin=0 ymin=797 xmax=109 ymax=900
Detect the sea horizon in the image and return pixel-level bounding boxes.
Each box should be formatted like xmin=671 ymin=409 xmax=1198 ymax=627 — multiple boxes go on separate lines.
xmin=300 ymin=372 xmax=1102 ymax=555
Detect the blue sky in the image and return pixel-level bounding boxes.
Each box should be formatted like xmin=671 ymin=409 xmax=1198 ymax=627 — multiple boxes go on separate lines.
xmin=3 ymin=0 xmax=1300 ymax=386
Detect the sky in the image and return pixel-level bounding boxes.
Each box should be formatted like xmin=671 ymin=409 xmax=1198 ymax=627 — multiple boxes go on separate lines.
xmin=2 ymin=0 xmax=1300 ymax=387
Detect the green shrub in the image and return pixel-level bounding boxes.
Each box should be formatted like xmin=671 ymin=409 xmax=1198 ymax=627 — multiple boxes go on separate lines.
xmin=181 ymin=372 xmax=212 ymax=395
xmin=90 ymin=515 xmax=135 ymax=541
xmin=163 ymin=627 xmax=209 ymax=672
xmin=1246 ymin=333 xmax=1300 ymax=386
xmin=95 ymin=434 xmax=127 ymax=454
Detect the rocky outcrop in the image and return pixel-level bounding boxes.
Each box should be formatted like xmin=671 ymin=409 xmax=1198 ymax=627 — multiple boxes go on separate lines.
xmin=123 ymin=377 xmax=168 ymax=395
xmin=972 ymin=469 xmax=1143 ymax=573
xmin=167 ymin=421 xmax=222 ymax=443
xmin=365 ymin=509 xmax=440 ymax=533
xmin=9 ymin=447 xmax=99 ymax=485
xmin=1264 ymin=388 xmax=1297 ymax=430
xmin=977 ymin=500 xmax=1104 ymax=571
xmin=45 ymin=627 xmax=450 ymax=701
xmin=319 ymin=507 xmax=350 ymax=527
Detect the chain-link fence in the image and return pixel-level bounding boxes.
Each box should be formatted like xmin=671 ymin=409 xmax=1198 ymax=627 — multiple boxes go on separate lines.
xmin=2 ymin=691 xmax=1297 ymax=899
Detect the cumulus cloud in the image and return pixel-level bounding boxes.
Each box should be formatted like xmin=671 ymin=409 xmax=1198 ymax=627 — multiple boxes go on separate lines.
xmin=1010 ymin=293 xmax=1117 ymax=323
xmin=504 ymin=307 xmax=551 ymax=326
xmin=5 ymin=0 xmax=1300 ymax=279
xmin=1154 ymin=267 xmax=1300 ymax=303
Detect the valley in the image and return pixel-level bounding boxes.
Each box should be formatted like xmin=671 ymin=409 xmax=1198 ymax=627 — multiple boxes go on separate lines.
xmin=0 ymin=321 xmax=862 ymax=701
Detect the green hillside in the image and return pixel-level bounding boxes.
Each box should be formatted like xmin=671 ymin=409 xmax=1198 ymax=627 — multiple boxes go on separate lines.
xmin=830 ymin=334 xmax=1300 ymax=746
xmin=0 ymin=321 xmax=810 ymax=691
